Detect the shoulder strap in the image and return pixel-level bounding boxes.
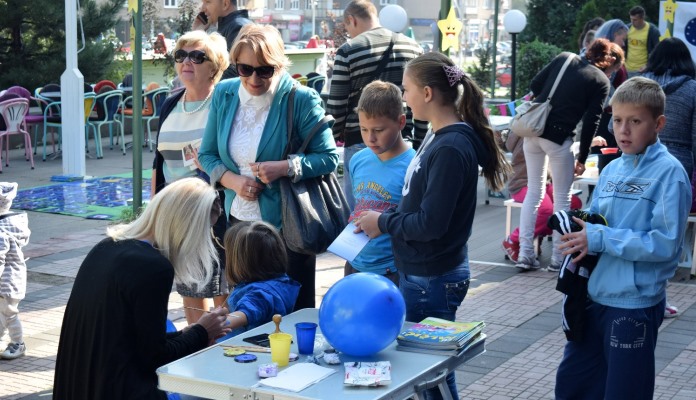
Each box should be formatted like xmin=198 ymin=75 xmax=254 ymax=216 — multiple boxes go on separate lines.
xmin=283 ymin=85 xmax=298 ymax=159
xmin=297 ymin=115 xmax=335 ymax=154
xmin=548 ymin=54 xmax=575 ymax=100
xmin=373 ymin=32 xmax=397 ymax=80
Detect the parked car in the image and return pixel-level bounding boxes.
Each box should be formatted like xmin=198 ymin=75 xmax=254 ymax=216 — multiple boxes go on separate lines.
xmin=496 ymin=65 xmax=511 ymax=87
xmin=420 ymin=40 xmax=434 ymax=53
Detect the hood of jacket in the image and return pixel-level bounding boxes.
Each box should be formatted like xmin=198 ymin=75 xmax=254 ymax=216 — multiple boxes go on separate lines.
xmin=642 ymin=72 xmax=691 ymax=95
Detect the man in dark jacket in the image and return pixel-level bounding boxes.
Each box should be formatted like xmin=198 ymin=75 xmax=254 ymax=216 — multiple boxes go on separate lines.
xmin=195 ymin=0 xmax=251 ymax=79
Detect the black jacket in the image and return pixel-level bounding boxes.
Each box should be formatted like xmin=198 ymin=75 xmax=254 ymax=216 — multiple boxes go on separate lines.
xmin=530 ymin=52 xmax=610 ymax=164
xmin=218 ymin=9 xmax=252 ymax=80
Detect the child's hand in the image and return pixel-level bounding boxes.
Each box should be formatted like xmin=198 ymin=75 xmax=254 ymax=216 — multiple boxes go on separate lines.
xmin=559 ymin=217 xmax=589 ymax=263
xmin=196 ymin=306 xmax=231 ymax=343
xmin=354 ymin=211 xmax=383 ymax=239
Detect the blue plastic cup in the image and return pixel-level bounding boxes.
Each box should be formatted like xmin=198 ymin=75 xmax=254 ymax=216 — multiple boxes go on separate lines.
xmin=295 ymin=322 xmax=318 ymax=355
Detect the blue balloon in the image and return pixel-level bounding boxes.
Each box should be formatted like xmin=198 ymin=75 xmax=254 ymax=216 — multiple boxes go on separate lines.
xmin=319 ymin=273 xmax=406 ymax=356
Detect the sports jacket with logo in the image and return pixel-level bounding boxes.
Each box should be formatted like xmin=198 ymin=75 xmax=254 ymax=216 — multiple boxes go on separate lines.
xmin=585 ymin=139 xmax=691 ymax=309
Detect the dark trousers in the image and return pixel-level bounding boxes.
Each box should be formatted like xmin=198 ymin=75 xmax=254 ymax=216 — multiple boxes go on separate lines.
xmin=343 ymin=262 xmax=400 ymax=287
xmin=555 ymin=298 xmax=665 ymax=400
xmin=286 ymin=247 xmax=316 ymax=310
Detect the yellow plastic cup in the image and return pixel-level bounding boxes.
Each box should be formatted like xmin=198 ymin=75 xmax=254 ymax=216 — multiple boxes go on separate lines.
xmin=269 ymin=333 xmax=292 ymax=367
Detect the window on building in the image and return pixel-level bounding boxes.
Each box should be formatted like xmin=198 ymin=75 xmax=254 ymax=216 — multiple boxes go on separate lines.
xmin=164 ymin=0 xmax=178 ymax=8
xmin=290 ymin=0 xmax=299 ymax=9
xmin=275 ymin=0 xmax=285 ymax=10
xmin=305 ymin=0 xmax=313 ymax=9
xmin=466 ymin=0 xmax=477 ymax=7
xmin=379 ymin=0 xmax=396 ymax=5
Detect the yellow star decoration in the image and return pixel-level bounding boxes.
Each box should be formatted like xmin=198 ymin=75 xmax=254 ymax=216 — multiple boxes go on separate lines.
xmin=437 ymin=7 xmax=463 ymax=52
xmin=660 ymin=0 xmax=678 ymax=41
xmin=663 ymin=0 xmax=678 ymax=24
xmin=128 ymin=0 xmax=138 ymax=14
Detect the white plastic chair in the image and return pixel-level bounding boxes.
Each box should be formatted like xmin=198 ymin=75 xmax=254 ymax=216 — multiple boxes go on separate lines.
xmin=0 ymin=98 xmax=34 ymax=171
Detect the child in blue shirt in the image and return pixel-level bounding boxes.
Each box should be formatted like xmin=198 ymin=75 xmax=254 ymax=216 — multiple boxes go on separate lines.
xmin=345 ymin=80 xmax=416 ymax=286
xmin=217 ymin=221 xmax=300 ymax=341
xmin=554 ymin=77 xmax=691 ymax=399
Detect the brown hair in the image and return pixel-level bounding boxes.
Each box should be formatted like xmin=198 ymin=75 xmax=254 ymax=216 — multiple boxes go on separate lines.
xmin=345 ymin=0 xmax=378 ymax=21
xmin=224 ymin=221 xmax=288 ymax=286
xmin=585 ymin=38 xmax=619 ymax=70
xmin=356 ymin=80 xmax=404 ymax=122
xmin=230 ymin=24 xmax=291 ymax=71
xmin=404 ymin=52 xmax=509 ymax=191
xmin=610 ymin=77 xmax=665 ymax=118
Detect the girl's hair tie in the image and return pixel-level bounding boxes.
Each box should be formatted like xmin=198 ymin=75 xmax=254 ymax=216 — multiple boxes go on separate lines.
xmin=443 ymin=65 xmax=466 ymax=87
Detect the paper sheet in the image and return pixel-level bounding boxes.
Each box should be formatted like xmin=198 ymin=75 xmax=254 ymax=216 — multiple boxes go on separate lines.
xmin=257 ymin=363 xmax=336 ymax=392
xmin=327 ymin=223 xmax=370 ymax=262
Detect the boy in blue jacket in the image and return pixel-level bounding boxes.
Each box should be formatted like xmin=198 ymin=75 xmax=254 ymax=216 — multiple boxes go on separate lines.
xmin=554 ymin=77 xmax=691 ymax=399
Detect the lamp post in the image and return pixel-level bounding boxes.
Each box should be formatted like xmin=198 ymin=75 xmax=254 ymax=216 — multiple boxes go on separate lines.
xmin=312 ymin=0 xmax=316 ymax=37
xmin=503 ymin=10 xmax=527 ymax=102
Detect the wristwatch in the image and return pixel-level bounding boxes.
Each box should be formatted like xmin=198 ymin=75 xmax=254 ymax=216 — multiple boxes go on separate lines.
xmin=287 ymin=159 xmax=295 ymax=178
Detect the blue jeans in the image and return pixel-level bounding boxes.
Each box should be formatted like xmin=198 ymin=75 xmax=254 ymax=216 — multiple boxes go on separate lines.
xmin=341 ymin=143 xmax=366 ymax=210
xmin=555 ymin=298 xmax=665 ymax=400
xmin=399 ymin=262 xmax=470 ymax=400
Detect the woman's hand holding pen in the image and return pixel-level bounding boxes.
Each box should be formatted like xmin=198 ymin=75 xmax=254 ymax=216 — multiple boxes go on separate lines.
xmin=195 ymin=306 xmax=232 ymax=343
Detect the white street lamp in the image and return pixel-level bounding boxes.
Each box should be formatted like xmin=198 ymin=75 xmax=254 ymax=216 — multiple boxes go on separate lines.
xmin=503 ymin=10 xmax=527 ymax=101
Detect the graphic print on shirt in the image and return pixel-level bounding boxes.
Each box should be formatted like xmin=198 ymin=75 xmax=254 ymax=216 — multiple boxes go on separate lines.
xmin=350 ymin=180 xmax=399 ymax=222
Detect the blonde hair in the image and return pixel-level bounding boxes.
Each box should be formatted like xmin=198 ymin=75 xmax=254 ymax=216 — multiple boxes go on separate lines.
xmin=224 ymin=221 xmax=288 ymax=286
xmin=106 ymin=178 xmax=219 ymax=289
xmin=610 ymin=77 xmax=665 ymax=118
xmin=356 ymin=80 xmax=404 ymax=122
xmin=230 ymin=24 xmax=291 ymax=72
xmin=175 ymin=31 xmax=230 ymax=83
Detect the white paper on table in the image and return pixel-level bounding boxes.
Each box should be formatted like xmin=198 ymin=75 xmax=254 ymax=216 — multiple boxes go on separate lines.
xmin=327 ymin=223 xmax=369 ymax=262
xmin=256 ymin=363 xmax=336 ymax=392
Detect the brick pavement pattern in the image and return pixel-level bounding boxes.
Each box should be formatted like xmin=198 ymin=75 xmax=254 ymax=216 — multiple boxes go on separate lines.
xmin=1 ymin=233 xmax=695 ymax=399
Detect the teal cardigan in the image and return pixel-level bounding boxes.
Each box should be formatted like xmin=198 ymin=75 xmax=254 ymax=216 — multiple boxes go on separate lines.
xmin=198 ymin=73 xmax=338 ymax=228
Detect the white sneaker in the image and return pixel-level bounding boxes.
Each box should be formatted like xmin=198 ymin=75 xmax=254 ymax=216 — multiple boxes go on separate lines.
xmin=664 ymin=304 xmax=679 ymax=319
xmin=515 ymin=255 xmax=540 ymax=271
xmin=1 ymin=342 xmax=26 ymax=360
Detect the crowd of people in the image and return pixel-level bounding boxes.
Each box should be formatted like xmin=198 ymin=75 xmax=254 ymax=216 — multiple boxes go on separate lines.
xmin=0 ymin=1 xmax=690 ymax=399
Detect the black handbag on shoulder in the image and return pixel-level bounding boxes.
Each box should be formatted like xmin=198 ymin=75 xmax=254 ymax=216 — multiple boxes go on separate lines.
xmin=279 ymin=86 xmax=351 ymax=255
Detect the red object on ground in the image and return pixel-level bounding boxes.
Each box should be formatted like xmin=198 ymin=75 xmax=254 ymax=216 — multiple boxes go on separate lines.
xmin=600 ymin=147 xmax=619 ymax=154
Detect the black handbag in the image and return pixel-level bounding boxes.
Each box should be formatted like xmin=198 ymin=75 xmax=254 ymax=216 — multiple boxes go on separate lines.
xmin=279 ymin=86 xmax=351 ymax=255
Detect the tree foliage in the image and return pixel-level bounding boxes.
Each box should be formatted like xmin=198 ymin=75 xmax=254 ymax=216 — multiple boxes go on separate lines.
xmin=522 ymin=0 xmax=660 ymax=51
xmin=177 ymin=0 xmax=199 ymax=37
xmin=0 ymin=0 xmax=122 ymax=90
xmin=516 ymin=39 xmax=562 ymax=97
xmin=466 ymin=44 xmax=494 ymax=95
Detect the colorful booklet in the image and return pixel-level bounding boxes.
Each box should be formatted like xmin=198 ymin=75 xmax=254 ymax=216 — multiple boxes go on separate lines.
xmin=397 ymin=333 xmax=486 ymax=356
xmin=397 ymin=317 xmax=485 ymax=350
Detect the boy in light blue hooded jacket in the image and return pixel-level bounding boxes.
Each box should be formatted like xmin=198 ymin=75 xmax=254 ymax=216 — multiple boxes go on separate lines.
xmin=554 ymin=77 xmax=691 ymax=400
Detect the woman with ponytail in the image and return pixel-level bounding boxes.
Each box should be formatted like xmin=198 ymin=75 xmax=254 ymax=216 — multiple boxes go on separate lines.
xmin=355 ymin=51 xmax=509 ymax=400
xmin=515 ymin=39 xmax=613 ymax=271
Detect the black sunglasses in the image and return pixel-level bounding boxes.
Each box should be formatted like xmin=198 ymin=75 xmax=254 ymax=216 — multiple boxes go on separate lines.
xmin=174 ymin=49 xmax=209 ymax=64
xmin=235 ymin=63 xmax=276 ymax=79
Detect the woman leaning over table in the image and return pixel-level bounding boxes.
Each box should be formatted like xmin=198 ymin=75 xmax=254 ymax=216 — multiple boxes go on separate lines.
xmin=198 ymin=24 xmax=338 ymax=310
xmin=151 ymin=30 xmax=231 ymax=325
xmin=53 ymin=178 xmax=231 ymax=400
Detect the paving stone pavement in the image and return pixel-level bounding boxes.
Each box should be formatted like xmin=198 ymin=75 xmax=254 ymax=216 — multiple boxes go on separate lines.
xmin=0 ymin=144 xmax=694 ymax=399
xmin=1 ymin=234 xmax=695 ymax=399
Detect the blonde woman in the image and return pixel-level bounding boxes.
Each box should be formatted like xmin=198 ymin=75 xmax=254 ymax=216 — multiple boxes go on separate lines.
xmin=53 ymin=178 xmax=231 ymax=399
xmin=152 ymin=30 xmax=230 ymax=325
xmin=199 ymin=24 xmax=338 ymax=310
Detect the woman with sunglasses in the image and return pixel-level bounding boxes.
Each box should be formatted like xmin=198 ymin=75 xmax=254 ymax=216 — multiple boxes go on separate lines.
xmin=152 ymin=30 xmax=231 ymax=326
xmin=199 ymin=24 xmax=339 ymax=310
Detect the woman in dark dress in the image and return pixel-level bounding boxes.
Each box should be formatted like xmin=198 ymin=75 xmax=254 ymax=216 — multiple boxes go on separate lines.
xmin=53 ymin=178 xmax=231 ymax=400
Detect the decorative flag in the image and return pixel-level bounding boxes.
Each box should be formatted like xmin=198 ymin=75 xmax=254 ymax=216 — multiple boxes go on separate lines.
xmin=659 ymin=1 xmax=696 ymax=64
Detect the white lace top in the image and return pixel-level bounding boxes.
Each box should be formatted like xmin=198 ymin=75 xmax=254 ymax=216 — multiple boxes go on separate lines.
xmin=229 ymin=79 xmax=279 ymax=221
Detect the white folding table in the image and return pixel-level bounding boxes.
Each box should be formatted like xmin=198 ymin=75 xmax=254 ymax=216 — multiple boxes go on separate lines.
xmin=157 ymin=308 xmax=485 ymax=400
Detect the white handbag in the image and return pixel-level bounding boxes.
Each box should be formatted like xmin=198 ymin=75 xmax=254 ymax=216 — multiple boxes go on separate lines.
xmin=510 ymin=54 xmax=575 ymax=138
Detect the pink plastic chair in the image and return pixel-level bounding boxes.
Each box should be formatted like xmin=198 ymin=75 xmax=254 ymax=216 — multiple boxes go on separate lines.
xmin=0 ymin=98 xmax=34 ymax=171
